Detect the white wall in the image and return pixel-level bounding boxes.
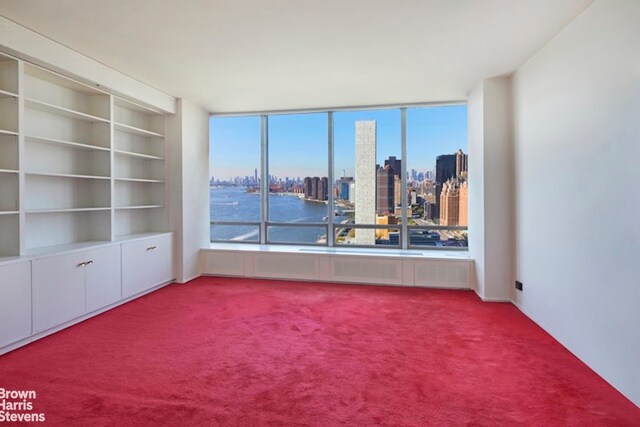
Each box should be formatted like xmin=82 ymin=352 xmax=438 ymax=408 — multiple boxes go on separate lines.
xmin=512 ymin=0 xmax=640 ymax=406
xmin=0 ymin=16 xmax=175 ymax=113
xmin=167 ymin=100 xmax=210 ymax=283
xmin=468 ymin=77 xmax=514 ymax=302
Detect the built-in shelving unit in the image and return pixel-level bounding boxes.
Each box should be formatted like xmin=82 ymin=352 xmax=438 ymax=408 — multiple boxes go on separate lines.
xmin=0 ymin=49 xmax=175 ymax=357
xmin=0 ymin=53 xmax=169 ymax=258
xmin=113 ymin=97 xmax=166 ymax=239
xmin=0 ymin=53 xmax=20 ymax=257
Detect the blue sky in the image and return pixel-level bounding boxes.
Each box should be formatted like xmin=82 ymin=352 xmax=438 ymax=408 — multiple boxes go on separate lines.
xmin=210 ymin=105 xmax=467 ymax=180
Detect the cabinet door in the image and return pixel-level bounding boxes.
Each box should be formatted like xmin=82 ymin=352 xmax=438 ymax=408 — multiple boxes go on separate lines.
xmin=122 ymin=234 xmax=173 ymax=298
xmin=0 ymin=262 xmax=32 ymax=348
xmin=85 ymin=245 xmax=122 ymax=313
xmin=33 ymin=252 xmax=86 ymax=332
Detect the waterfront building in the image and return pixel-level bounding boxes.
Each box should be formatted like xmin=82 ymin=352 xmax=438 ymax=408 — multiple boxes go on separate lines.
xmin=318 ymin=177 xmax=328 ymax=201
xmin=311 ymin=176 xmax=320 ymax=199
xmin=303 ymin=177 xmax=312 ymax=198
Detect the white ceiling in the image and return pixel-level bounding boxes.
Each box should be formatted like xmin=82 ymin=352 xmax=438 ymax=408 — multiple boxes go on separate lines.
xmin=0 ymin=0 xmax=594 ymax=113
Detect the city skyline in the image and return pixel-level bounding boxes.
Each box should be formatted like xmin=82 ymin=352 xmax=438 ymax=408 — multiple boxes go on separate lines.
xmin=210 ymin=105 xmax=468 ymax=181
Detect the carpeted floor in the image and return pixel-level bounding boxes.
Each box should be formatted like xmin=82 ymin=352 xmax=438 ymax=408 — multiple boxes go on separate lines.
xmin=1 ymin=276 xmax=639 ymax=426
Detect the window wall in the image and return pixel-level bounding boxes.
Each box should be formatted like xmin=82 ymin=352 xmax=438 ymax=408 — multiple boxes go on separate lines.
xmin=210 ymin=105 xmax=468 ymax=249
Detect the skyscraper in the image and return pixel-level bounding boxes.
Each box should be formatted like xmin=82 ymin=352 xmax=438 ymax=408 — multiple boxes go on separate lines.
xmin=435 ymin=153 xmax=457 ymax=221
xmin=311 ymin=176 xmax=320 ymax=199
xmin=376 ymin=165 xmax=394 ymax=214
xmin=355 ymin=121 xmax=376 ymax=245
xmin=436 ymin=154 xmax=457 ymax=183
xmin=384 ymin=156 xmax=402 ymax=178
xmin=440 ymin=179 xmax=460 ymax=226
xmin=456 ymin=149 xmax=468 ymax=179
xmin=337 ymin=177 xmax=353 ymax=200
xmin=383 ymin=156 xmax=402 ymax=209
xmin=318 ymin=177 xmax=328 ymax=201
xmin=303 ymin=177 xmax=312 ymax=198
xmin=458 ymin=180 xmax=468 ymax=226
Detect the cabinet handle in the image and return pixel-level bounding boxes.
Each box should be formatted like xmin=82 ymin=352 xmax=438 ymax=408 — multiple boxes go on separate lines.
xmin=147 ymin=246 xmax=157 ymax=251
xmin=77 ymin=262 xmax=86 ymax=267
xmin=86 ymin=260 xmax=94 ymax=265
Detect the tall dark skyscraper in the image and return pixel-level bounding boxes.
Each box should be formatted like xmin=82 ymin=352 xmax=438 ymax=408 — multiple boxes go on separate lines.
xmin=384 ymin=156 xmax=402 ymax=178
xmin=436 ymin=154 xmax=457 ymax=183
xmin=435 ymin=154 xmax=457 ymax=221
xmin=376 ymin=165 xmax=395 ymax=214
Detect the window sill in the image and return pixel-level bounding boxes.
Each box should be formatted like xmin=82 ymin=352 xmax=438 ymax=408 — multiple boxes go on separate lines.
xmin=206 ymin=242 xmax=471 ymax=262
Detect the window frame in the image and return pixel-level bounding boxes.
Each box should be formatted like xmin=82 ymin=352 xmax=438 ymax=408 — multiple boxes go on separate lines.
xmin=210 ymin=102 xmax=468 ymax=251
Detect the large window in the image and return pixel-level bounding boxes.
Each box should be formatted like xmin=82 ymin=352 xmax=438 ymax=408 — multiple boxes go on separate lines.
xmin=210 ymin=105 xmax=468 ymax=249
xmin=267 ymin=113 xmax=328 ymax=244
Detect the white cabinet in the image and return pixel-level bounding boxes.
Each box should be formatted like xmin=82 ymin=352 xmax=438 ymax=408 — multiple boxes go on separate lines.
xmin=33 ymin=245 xmax=122 ymax=332
xmin=0 ymin=261 xmax=32 ymax=348
xmin=33 ymin=251 xmax=87 ymax=332
xmin=122 ymin=234 xmax=173 ymax=298
xmin=85 ymin=245 xmax=122 ymax=312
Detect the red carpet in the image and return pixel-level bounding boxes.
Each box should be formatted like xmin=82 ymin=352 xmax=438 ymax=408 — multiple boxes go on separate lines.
xmin=1 ymin=276 xmax=638 ymax=426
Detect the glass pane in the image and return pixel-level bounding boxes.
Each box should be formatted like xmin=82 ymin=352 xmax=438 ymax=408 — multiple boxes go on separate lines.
xmin=211 ymin=224 xmax=260 ymax=243
xmin=407 ymin=227 xmax=468 ymax=249
xmin=210 ymin=116 xmax=261 ymax=224
xmin=267 ymin=226 xmax=327 ymax=245
xmin=268 ymin=113 xmax=328 ymax=223
xmin=333 ymin=109 xmax=401 ymax=246
xmin=406 ymin=106 xmax=468 ymax=229
xmin=334 ymin=226 xmax=401 ymax=248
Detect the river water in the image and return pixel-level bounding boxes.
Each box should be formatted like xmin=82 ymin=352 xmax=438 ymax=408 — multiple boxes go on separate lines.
xmin=210 ymin=186 xmax=345 ymax=243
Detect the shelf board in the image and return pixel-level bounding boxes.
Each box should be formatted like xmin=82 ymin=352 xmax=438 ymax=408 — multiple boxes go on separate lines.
xmin=24 ymin=240 xmax=114 ymax=258
xmin=114 ymin=149 xmax=164 ymax=160
xmin=0 ymin=210 xmax=19 ymax=215
xmin=114 ymin=122 xmax=164 ymax=138
xmin=26 ymin=207 xmax=111 ymax=214
xmin=0 ymin=129 xmax=18 ymax=137
xmin=0 ymin=168 xmax=18 ymax=174
xmin=115 ymin=205 xmax=164 ymax=210
xmin=25 ymin=97 xmax=109 ymax=123
xmin=26 ymin=134 xmax=110 ymax=152
xmin=113 ymin=231 xmax=172 ymax=243
xmin=0 ymin=88 xmax=18 ymax=98
xmin=26 ymin=171 xmax=111 ymax=180
xmin=114 ymin=177 xmax=164 ymax=183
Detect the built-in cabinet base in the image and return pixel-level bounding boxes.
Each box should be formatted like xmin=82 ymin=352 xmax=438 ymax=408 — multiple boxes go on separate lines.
xmin=0 ymin=233 xmax=174 ymax=355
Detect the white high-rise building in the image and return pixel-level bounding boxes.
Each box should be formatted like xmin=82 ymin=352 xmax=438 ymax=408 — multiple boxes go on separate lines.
xmin=354 ymin=121 xmax=376 ymax=245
